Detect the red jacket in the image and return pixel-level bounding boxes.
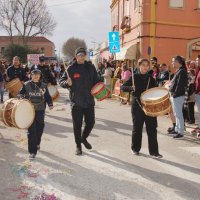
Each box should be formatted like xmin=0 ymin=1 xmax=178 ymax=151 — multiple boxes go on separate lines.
xmin=195 ymin=67 xmax=200 ymax=94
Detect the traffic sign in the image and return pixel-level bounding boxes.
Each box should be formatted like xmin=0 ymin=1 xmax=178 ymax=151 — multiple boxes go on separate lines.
xmin=109 ymin=42 xmax=120 ymax=53
xmin=108 ymin=31 xmax=120 ymax=53
xmin=109 ymin=32 xmax=120 ymax=43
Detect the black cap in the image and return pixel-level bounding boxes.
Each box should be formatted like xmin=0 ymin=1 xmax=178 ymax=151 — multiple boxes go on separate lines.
xmin=31 ymin=69 xmax=42 ymax=75
xmin=75 ymin=47 xmax=87 ymax=56
xmin=151 ymin=57 xmax=157 ymax=62
xmin=39 ymin=56 xmax=45 ymax=62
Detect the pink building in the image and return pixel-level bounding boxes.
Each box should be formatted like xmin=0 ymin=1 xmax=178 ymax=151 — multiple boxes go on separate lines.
xmin=110 ymin=0 xmax=200 ymax=66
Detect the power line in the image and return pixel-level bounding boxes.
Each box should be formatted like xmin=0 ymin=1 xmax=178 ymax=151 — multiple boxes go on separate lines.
xmin=47 ymin=0 xmax=90 ymax=7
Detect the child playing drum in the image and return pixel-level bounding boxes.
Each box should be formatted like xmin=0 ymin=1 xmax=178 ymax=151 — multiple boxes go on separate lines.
xmin=19 ymin=68 xmax=53 ymax=160
xmin=121 ymin=58 xmax=162 ymax=158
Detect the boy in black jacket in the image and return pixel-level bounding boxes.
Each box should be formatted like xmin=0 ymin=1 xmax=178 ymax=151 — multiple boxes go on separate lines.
xmin=60 ymin=47 xmax=99 ymax=155
xmin=19 ymin=68 xmax=53 ymax=159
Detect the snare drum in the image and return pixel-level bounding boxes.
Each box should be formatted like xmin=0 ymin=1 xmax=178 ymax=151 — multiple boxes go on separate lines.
xmin=48 ymin=85 xmax=59 ymax=101
xmin=91 ymin=82 xmax=111 ymax=101
xmin=140 ymin=87 xmax=171 ymax=117
xmin=5 ymin=78 xmax=23 ymax=98
xmin=1 ymin=98 xmax=35 ymax=129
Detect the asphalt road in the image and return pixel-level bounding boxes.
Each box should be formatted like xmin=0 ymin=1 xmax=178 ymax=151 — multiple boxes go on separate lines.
xmin=0 ymin=87 xmax=200 ymax=200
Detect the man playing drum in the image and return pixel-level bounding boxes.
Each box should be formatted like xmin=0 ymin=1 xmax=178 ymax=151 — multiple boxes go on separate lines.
xmin=6 ymin=56 xmax=28 ymax=98
xmin=121 ymin=58 xmax=163 ymax=158
xmin=19 ymin=68 xmax=53 ymax=160
xmin=59 ymin=47 xmax=99 ymax=155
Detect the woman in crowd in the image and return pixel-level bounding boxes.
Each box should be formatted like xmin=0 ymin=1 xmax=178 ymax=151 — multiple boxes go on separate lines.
xmin=121 ymin=58 xmax=162 ymax=158
xmin=169 ymin=56 xmax=188 ymax=139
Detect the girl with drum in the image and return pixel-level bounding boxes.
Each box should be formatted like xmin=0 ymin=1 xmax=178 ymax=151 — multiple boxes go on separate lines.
xmin=19 ymin=69 xmax=53 ymax=160
xmin=121 ymin=58 xmax=162 ymax=158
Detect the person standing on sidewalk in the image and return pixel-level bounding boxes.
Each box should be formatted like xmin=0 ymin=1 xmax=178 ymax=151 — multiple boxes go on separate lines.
xmin=121 ymin=58 xmax=162 ymax=158
xmin=59 ymin=47 xmax=99 ymax=155
xmin=169 ymin=56 xmax=188 ymax=139
xmin=192 ymin=55 xmax=200 ymax=138
xmin=19 ymin=68 xmax=53 ymax=159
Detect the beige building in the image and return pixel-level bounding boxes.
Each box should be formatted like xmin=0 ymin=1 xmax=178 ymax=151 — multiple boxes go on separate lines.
xmin=0 ymin=36 xmax=55 ymax=58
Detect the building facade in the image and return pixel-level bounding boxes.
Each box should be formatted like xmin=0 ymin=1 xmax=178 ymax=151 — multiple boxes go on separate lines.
xmin=110 ymin=0 xmax=200 ymax=65
xmin=0 ymin=36 xmax=55 ymax=58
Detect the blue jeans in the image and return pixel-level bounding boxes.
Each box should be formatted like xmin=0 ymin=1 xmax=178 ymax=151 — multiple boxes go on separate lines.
xmin=195 ymin=94 xmax=200 ymax=128
xmin=170 ymin=96 xmax=185 ymax=134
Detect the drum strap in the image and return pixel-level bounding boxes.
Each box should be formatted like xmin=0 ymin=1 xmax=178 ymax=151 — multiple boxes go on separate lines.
xmin=146 ymin=77 xmax=150 ymax=90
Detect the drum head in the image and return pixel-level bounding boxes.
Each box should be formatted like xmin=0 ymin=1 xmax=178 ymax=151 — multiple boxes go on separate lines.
xmin=141 ymin=88 xmax=168 ymax=101
xmin=14 ymin=100 xmax=35 ymax=129
xmin=91 ymin=83 xmax=104 ymax=94
xmin=48 ymin=85 xmax=57 ymax=96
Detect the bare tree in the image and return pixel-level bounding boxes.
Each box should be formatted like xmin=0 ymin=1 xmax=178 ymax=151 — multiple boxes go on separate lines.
xmin=62 ymin=37 xmax=87 ymax=59
xmin=0 ymin=0 xmax=56 ymax=44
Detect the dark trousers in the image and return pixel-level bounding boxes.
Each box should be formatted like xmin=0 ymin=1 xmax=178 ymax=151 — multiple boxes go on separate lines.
xmin=28 ymin=110 xmax=45 ymax=154
xmin=187 ymin=102 xmax=195 ymax=122
xmin=131 ymin=104 xmax=159 ymax=155
xmin=72 ymin=106 xmax=95 ymax=147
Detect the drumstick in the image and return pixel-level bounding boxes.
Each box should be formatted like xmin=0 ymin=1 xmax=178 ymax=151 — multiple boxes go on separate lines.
xmin=62 ymin=58 xmax=70 ymax=80
xmin=131 ymin=67 xmax=135 ymax=90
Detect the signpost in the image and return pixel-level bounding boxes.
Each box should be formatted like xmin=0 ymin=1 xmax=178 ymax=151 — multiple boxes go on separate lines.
xmin=108 ymin=32 xmax=120 ymax=53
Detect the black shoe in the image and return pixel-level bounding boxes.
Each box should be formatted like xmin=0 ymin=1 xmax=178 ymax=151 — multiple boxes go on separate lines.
xmin=187 ymin=121 xmax=195 ymax=124
xmin=75 ymin=147 xmax=82 ymax=155
xmin=168 ymin=130 xmax=177 ymax=135
xmin=167 ymin=127 xmax=174 ymax=132
xmin=131 ymin=150 xmax=139 ymax=155
xmin=29 ymin=153 xmax=36 ymax=160
xmin=150 ymin=153 xmax=163 ymax=159
xmin=82 ymin=139 xmax=92 ymax=150
xmin=173 ymin=134 xmax=184 ymax=139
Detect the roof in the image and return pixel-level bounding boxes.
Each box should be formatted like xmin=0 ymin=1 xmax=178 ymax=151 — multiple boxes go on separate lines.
xmin=0 ymin=36 xmax=54 ymax=44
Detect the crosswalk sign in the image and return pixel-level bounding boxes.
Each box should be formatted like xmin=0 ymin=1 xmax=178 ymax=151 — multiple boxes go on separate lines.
xmin=109 ymin=42 xmax=120 ymax=53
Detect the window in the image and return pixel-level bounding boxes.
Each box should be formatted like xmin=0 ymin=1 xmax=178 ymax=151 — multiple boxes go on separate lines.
xmin=169 ymin=0 xmax=184 ymax=8
xmin=41 ymin=47 xmax=45 ymax=53
xmin=198 ymin=0 xmax=200 ymax=8
xmin=125 ymin=0 xmax=130 ymax=16
xmin=134 ymin=0 xmax=139 ymax=10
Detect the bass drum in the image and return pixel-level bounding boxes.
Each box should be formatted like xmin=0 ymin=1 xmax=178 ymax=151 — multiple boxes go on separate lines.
xmin=1 ymin=98 xmax=35 ymax=129
xmin=140 ymin=87 xmax=171 ymax=117
xmin=5 ymin=78 xmax=23 ymax=98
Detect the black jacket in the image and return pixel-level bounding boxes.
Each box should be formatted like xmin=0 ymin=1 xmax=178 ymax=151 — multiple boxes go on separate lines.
xmin=59 ymin=61 xmax=99 ymax=108
xmin=121 ymin=73 xmax=156 ymax=106
xmin=6 ymin=65 xmax=28 ymax=82
xmin=169 ymin=66 xmax=188 ymax=98
xmin=156 ymin=71 xmax=169 ymax=86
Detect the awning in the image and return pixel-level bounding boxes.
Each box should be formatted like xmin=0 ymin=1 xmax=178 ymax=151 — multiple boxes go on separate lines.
xmin=115 ymin=44 xmax=137 ymax=60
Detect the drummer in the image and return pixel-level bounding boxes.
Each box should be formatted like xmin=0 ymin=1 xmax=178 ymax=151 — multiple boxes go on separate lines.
xmin=59 ymin=47 xmax=99 ymax=155
xmin=121 ymin=58 xmax=162 ymax=158
xmin=30 ymin=56 xmax=56 ymax=85
xmin=19 ymin=68 xmax=53 ymax=160
xmin=6 ymin=56 xmax=28 ymax=97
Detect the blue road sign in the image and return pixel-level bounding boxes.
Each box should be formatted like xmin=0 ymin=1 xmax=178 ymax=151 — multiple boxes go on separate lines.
xmin=109 ymin=32 xmax=120 ymax=43
xmin=109 ymin=42 xmax=120 ymax=53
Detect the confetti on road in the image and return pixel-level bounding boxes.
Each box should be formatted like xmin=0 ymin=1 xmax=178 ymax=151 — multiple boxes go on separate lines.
xmin=8 ymin=185 xmax=31 ymax=199
xmin=32 ymin=192 xmax=59 ymax=200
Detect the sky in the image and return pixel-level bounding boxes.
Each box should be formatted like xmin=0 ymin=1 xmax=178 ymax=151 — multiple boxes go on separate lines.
xmin=0 ymin=0 xmax=111 ymax=56
xmin=46 ymin=0 xmax=111 ymax=55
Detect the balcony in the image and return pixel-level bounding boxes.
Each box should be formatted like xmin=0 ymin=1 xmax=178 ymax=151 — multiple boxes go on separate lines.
xmin=120 ymin=16 xmax=131 ymax=34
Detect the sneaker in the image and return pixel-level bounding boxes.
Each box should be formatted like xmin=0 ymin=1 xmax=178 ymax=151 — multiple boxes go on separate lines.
xmin=173 ymin=134 xmax=184 ymax=139
xmin=82 ymin=139 xmax=92 ymax=150
xmin=29 ymin=153 xmax=36 ymax=160
xmin=37 ymin=145 xmax=40 ymax=151
xmin=75 ymin=147 xmax=82 ymax=155
xmin=150 ymin=153 xmax=163 ymax=159
xmin=131 ymin=150 xmax=139 ymax=155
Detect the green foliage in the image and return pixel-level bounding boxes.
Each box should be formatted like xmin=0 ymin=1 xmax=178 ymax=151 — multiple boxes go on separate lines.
xmin=2 ymin=44 xmax=40 ymax=63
